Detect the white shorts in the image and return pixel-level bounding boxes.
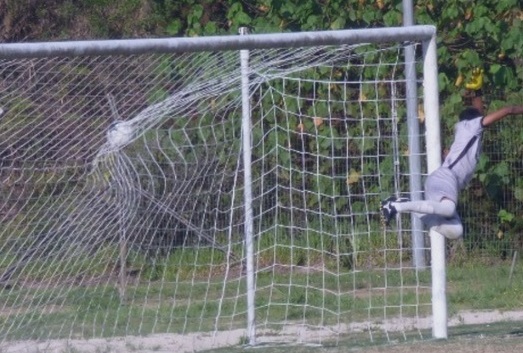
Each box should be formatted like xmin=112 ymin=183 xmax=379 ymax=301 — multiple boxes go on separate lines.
xmin=420 ymin=167 xmax=463 ymax=239
xmin=424 ymin=167 xmax=459 ymax=204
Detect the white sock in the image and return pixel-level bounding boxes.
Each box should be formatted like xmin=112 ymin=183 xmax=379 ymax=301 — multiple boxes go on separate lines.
xmin=393 ymin=199 xmax=456 ymax=218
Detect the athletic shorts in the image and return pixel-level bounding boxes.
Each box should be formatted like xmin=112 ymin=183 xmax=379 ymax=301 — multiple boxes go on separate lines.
xmin=424 ymin=167 xmax=459 ymax=204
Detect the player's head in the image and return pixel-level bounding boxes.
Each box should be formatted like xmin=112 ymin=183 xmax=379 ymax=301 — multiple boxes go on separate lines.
xmin=459 ymin=107 xmax=482 ymax=121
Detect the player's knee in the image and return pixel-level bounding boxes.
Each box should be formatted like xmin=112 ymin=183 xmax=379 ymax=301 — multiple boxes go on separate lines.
xmin=439 ymin=199 xmax=457 ymax=218
xmin=444 ymin=224 xmax=463 ymax=240
xmin=433 ymin=222 xmax=463 ymax=240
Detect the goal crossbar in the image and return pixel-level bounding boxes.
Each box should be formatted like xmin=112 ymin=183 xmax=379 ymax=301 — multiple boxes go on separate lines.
xmin=0 ymin=25 xmax=435 ymax=58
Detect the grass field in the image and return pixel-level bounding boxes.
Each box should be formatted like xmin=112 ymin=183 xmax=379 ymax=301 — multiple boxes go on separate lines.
xmin=0 ymin=239 xmax=523 ymax=353
xmin=5 ymin=315 xmax=523 ymax=352
xmin=2 ymin=253 xmax=523 ymax=352
xmin=201 ymin=321 xmax=523 ymax=353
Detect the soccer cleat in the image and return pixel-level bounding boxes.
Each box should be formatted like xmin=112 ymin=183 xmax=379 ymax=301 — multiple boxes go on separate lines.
xmin=380 ymin=196 xmax=410 ymax=226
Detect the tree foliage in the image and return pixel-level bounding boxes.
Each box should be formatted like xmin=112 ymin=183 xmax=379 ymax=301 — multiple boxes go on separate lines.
xmin=1 ymin=0 xmax=522 ymax=251
xmin=3 ymin=0 xmax=519 ymax=112
xmin=2 ymin=0 xmax=520 ymax=103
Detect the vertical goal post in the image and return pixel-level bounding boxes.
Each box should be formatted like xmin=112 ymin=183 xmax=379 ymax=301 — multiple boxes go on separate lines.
xmin=0 ymin=24 xmax=446 ymax=350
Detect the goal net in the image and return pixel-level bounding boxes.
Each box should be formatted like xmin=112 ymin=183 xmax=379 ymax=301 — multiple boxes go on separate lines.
xmin=0 ymin=27 xmax=440 ymax=351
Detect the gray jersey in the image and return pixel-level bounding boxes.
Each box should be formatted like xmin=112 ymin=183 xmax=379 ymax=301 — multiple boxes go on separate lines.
xmin=441 ymin=116 xmax=484 ymax=190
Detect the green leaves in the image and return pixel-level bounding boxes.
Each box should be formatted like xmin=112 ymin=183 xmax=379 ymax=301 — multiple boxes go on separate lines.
xmin=227 ymin=2 xmax=252 ymax=29
xmin=489 ymin=64 xmax=516 ymax=89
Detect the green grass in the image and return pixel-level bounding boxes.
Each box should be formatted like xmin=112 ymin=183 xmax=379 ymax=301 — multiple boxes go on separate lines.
xmin=2 ymin=221 xmax=523 ymax=347
xmin=1 ymin=256 xmax=522 ymax=343
xmin=447 ymin=260 xmax=523 ymax=313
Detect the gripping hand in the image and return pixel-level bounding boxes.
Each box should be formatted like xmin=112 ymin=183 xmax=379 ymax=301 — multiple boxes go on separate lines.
xmin=465 ymin=68 xmax=484 ymax=90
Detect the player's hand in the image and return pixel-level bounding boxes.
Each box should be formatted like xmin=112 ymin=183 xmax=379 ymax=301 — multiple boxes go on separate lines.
xmin=465 ymin=68 xmax=484 ymax=90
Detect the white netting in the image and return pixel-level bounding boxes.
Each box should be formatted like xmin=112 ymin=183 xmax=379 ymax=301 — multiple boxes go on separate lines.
xmin=0 ymin=41 xmax=429 ymax=351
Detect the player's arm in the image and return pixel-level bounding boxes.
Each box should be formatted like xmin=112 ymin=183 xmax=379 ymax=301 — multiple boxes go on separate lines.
xmin=482 ymin=106 xmax=523 ymax=127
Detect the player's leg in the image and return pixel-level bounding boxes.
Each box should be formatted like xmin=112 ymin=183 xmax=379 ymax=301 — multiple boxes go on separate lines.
xmin=379 ymin=195 xmax=409 ymax=225
xmin=419 ymin=213 xmax=464 ymax=240
xmin=393 ymin=198 xmax=456 ymax=218
xmin=380 ymin=167 xmax=458 ymax=226
xmin=380 ymin=196 xmax=463 ymax=239
xmin=380 ymin=197 xmax=456 ymax=226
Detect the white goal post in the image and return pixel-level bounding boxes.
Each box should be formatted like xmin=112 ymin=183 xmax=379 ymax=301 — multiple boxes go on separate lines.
xmin=0 ymin=25 xmax=445 ymax=351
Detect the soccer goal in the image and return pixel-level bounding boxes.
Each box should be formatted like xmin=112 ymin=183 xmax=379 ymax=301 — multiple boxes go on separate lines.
xmin=0 ymin=25 xmax=444 ymax=351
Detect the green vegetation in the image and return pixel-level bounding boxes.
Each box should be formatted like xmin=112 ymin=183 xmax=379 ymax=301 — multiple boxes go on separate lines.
xmin=1 ymin=252 xmax=522 ymax=341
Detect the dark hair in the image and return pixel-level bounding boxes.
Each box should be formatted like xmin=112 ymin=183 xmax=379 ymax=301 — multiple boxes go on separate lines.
xmin=459 ymin=107 xmax=482 ymax=121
